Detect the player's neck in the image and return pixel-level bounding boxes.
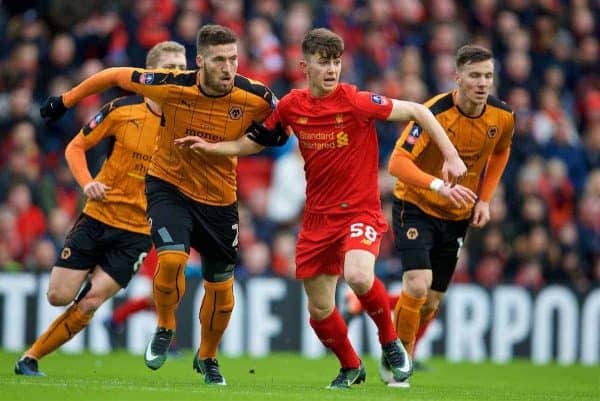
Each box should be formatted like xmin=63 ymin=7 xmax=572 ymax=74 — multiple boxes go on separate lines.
xmin=308 ymin=83 xmax=338 ymax=98
xmin=454 ymin=90 xmax=485 ymax=117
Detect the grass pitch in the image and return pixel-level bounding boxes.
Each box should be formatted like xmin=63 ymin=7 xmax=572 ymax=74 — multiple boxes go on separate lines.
xmin=1 ymin=350 xmax=598 ymax=401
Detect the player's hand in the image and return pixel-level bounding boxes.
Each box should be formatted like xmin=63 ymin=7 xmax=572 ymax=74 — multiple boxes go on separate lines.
xmin=246 ymin=121 xmax=290 ymax=147
xmin=441 ymin=153 xmax=467 ymax=183
xmin=40 ymin=96 xmax=67 ymax=123
xmin=470 ymin=200 xmax=490 ymax=228
xmin=174 ymin=136 xmax=217 ymax=153
xmin=437 ymin=183 xmax=477 ymax=209
xmin=83 ymin=181 xmax=110 ymax=200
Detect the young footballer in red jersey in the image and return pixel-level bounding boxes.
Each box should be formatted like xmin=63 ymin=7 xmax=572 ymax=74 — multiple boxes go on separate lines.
xmin=15 ymin=41 xmax=187 ymax=377
xmin=176 ymin=28 xmax=475 ymax=389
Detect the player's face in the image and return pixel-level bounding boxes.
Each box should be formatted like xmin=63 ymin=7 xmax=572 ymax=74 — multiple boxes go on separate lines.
xmin=456 ymin=59 xmax=494 ymax=106
xmin=197 ymin=43 xmax=238 ymax=96
xmin=154 ymin=52 xmax=187 ymax=70
xmin=302 ymin=52 xmax=342 ymax=97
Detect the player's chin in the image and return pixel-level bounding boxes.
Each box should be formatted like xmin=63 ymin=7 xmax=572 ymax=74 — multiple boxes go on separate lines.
xmin=221 ymin=81 xmax=234 ymax=91
xmin=473 ymin=93 xmax=488 ymax=103
xmin=322 ymin=80 xmax=338 ymax=90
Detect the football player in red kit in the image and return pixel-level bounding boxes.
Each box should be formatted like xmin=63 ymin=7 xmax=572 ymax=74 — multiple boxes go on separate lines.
xmin=175 ymin=28 xmax=474 ymax=389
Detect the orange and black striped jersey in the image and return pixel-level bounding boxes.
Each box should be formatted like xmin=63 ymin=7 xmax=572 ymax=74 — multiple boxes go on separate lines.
xmin=63 ymin=68 xmax=276 ymax=205
xmin=391 ymin=91 xmax=515 ymax=220
xmin=78 ymin=95 xmax=159 ymax=235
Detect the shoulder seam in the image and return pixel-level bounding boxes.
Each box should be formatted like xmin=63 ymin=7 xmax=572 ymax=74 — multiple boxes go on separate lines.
xmin=81 ymin=95 xmax=143 ymax=135
xmin=486 ymin=95 xmax=513 ymax=113
xmin=234 ymin=75 xmax=273 ymax=106
xmin=427 ymin=93 xmax=454 ymax=115
xmin=131 ymin=70 xmax=197 ymax=87
xmin=111 ymin=95 xmax=145 ymax=109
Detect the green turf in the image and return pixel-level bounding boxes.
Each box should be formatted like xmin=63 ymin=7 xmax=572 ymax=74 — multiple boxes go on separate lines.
xmin=1 ymin=351 xmax=598 ymax=401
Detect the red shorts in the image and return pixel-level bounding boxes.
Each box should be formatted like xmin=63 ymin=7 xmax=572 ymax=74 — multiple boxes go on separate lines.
xmin=295 ymin=210 xmax=388 ymax=279
xmin=138 ymin=246 xmax=158 ymax=278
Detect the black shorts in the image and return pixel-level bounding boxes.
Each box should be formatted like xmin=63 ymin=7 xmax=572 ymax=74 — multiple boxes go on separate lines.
xmin=145 ymin=175 xmax=239 ymax=265
xmin=56 ymin=214 xmax=152 ymax=288
xmin=392 ymin=198 xmax=469 ymax=292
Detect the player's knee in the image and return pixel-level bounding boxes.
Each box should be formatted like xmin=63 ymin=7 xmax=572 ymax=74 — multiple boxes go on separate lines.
xmin=76 ymin=295 xmax=103 ymax=314
xmin=422 ymin=294 xmax=442 ymax=316
xmin=308 ymin=303 xmax=334 ymax=321
xmin=345 ymin=270 xmax=373 ymax=294
xmin=154 ymin=251 xmax=189 ymax=289
xmin=344 ymin=260 xmax=373 ymax=290
xmin=402 ymin=271 xmax=429 ymax=298
xmin=46 ymin=288 xmax=72 ymax=306
xmin=421 ymin=303 xmax=438 ymax=319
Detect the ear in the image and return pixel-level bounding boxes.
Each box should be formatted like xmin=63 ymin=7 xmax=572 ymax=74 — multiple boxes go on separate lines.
xmin=196 ymin=54 xmax=203 ymax=68
xmin=455 ymin=70 xmax=461 ymax=85
xmin=299 ymin=59 xmax=307 ymax=73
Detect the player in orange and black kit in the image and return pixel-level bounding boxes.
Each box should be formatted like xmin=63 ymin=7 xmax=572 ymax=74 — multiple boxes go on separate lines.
xmin=15 ymin=41 xmax=187 ymax=377
xmin=39 ymin=25 xmax=277 ymax=385
xmin=388 ymin=45 xmax=514 ymax=375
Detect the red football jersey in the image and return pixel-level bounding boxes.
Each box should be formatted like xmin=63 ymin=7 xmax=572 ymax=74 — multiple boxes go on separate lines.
xmin=265 ymin=83 xmax=393 ymax=214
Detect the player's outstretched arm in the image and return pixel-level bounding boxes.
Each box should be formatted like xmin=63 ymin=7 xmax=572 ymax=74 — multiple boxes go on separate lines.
xmin=388 ymin=151 xmax=477 ymax=209
xmin=40 ymin=68 xmax=138 ymax=123
xmin=175 ymin=135 xmax=264 ymax=156
xmin=387 ymin=100 xmax=466 ymax=182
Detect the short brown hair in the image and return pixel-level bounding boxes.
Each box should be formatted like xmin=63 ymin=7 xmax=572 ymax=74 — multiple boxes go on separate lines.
xmin=302 ymin=28 xmax=344 ymax=58
xmin=146 ymin=41 xmax=186 ymax=68
xmin=456 ymin=45 xmax=493 ymax=68
xmin=196 ymin=24 xmax=237 ymax=55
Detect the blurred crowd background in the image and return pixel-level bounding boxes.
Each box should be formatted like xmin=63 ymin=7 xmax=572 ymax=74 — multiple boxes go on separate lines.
xmin=0 ymin=0 xmax=598 ymax=294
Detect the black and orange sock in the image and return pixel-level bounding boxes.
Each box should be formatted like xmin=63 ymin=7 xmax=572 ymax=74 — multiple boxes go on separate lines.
xmin=153 ymin=251 xmax=188 ymax=330
xmin=199 ymin=277 xmax=234 ymax=359
xmin=393 ymin=291 xmax=426 ymax=355
xmin=26 ymin=304 xmax=93 ymax=360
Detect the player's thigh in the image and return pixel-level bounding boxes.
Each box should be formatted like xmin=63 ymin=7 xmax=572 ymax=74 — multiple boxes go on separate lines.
xmin=342 ymin=211 xmax=387 ymax=285
xmin=429 ymin=219 xmax=469 ymax=292
xmin=146 ymin=177 xmax=193 ymax=253
xmin=392 ymin=199 xmax=436 ymax=272
xmin=77 ymin=266 xmax=124 ymax=312
xmin=189 ymin=201 xmax=239 ymax=266
xmin=50 ymin=214 xmax=107 ymax=303
xmin=343 ymin=249 xmax=376 ymax=291
xmin=102 ymin=228 xmax=153 ymax=289
xmin=342 ymin=211 xmax=388 ymax=257
xmin=47 ymin=267 xmax=90 ymax=303
xmin=303 ymin=274 xmax=338 ymax=317
xmin=296 ymin=213 xmax=345 ymax=279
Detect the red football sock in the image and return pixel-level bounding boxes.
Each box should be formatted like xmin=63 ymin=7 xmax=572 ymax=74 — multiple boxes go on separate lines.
xmin=310 ymin=308 xmax=361 ymax=369
xmin=112 ymin=298 xmax=154 ymax=325
xmin=357 ymin=278 xmax=397 ymax=345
